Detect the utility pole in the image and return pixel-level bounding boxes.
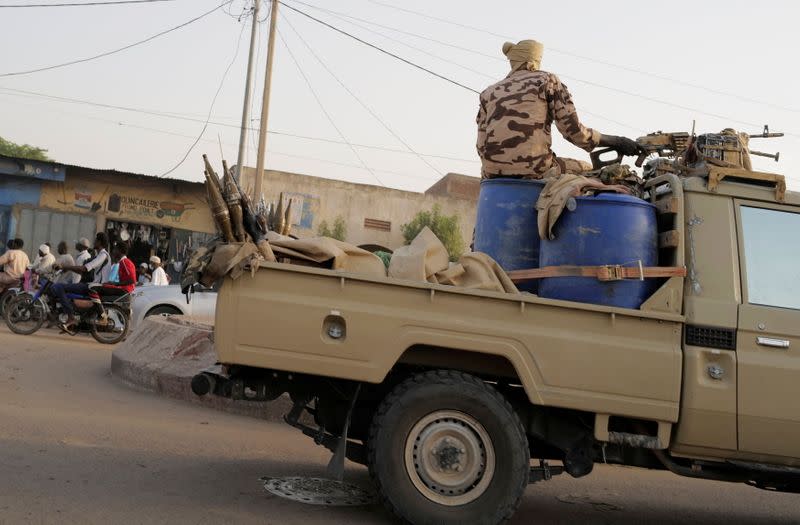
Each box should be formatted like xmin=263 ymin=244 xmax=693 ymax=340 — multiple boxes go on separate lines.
xmin=234 ymin=0 xmax=261 ymax=182
xmin=252 ymin=0 xmax=279 ymax=201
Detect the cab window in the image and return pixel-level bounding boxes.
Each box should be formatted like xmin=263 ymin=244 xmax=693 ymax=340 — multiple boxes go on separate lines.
xmin=740 ymin=206 xmax=800 ymax=310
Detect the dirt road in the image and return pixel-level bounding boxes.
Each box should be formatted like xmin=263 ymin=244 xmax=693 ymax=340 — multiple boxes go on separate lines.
xmin=0 ymin=326 xmax=798 ymax=524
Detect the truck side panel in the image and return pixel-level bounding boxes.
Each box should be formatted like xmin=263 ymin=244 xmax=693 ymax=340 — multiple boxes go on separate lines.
xmin=216 ymin=265 xmax=684 ymax=422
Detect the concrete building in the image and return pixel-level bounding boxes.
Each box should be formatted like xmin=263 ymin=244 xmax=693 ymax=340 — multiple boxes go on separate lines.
xmin=0 ymin=154 xmax=480 ymax=273
xmin=240 ymin=167 xmax=479 ymax=251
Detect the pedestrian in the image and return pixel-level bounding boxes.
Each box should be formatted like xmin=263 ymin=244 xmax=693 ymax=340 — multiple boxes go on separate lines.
xmin=476 ymin=39 xmax=640 ymax=179
xmin=0 ymin=238 xmax=30 ymax=292
xmin=137 ymin=262 xmax=151 ymax=286
xmin=149 ymin=256 xmax=169 ymax=286
xmin=55 ymin=241 xmax=79 ymax=284
xmin=51 ymin=232 xmax=111 ymax=333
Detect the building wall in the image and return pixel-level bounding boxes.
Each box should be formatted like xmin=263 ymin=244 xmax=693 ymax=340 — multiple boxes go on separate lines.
xmin=240 ymin=168 xmax=478 ymax=251
xmin=37 ymin=168 xmax=215 ymax=234
xmin=0 ymin=158 xmax=215 ymax=261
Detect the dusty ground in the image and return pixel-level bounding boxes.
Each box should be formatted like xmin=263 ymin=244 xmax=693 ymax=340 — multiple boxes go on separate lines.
xmin=0 ymin=325 xmax=799 ymax=524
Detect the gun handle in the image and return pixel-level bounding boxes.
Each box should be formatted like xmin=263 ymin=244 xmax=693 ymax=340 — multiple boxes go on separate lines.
xmin=590 ymin=147 xmax=623 ymax=170
xmin=635 ymin=152 xmax=647 ymax=168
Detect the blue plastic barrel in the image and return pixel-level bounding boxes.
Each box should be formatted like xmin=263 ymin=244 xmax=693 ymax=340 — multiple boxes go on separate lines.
xmin=538 ymin=193 xmax=658 ymax=309
xmin=473 ymin=178 xmax=545 ymax=292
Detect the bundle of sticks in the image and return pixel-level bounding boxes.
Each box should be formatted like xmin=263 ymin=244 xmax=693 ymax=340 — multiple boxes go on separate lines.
xmin=203 ymin=154 xmax=276 ymax=262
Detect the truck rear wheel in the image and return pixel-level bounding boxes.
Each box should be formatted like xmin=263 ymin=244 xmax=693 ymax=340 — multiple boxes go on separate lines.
xmin=367 ymin=370 xmax=529 ymax=525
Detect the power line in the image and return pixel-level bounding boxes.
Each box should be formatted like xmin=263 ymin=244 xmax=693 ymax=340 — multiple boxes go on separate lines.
xmin=276 ymin=27 xmax=385 ymax=186
xmin=280 ymin=1 xmax=480 ymax=94
xmin=285 ymin=2 xmax=798 ymax=139
xmin=0 ymin=93 xmax=464 ymax=182
xmin=288 ymin=0 xmax=498 ymax=60
xmin=159 ymin=13 xmax=247 ymax=177
xmin=287 ymin=2 xmax=493 ymax=81
xmin=280 ymin=10 xmax=443 ymax=177
xmin=0 ymin=0 xmax=176 ymax=7
xmin=0 ymin=1 xmax=232 ymax=77
xmin=0 ymin=85 xmax=479 ymax=161
xmin=284 ymin=0 xmax=641 ymax=134
xmin=367 ymin=0 xmax=800 ymax=114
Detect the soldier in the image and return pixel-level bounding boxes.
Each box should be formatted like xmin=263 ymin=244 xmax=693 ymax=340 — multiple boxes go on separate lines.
xmin=476 ymin=39 xmax=640 ymax=179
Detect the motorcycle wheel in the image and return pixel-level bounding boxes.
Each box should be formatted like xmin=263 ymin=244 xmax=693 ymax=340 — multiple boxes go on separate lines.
xmin=90 ymin=305 xmax=129 ymax=344
xmin=0 ymin=289 xmax=16 ymax=318
xmin=5 ymin=294 xmax=46 ymax=335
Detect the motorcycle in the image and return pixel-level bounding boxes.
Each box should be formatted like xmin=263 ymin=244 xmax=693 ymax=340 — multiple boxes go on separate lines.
xmin=4 ymin=274 xmax=131 ymax=344
xmin=0 ymin=280 xmax=22 ymax=319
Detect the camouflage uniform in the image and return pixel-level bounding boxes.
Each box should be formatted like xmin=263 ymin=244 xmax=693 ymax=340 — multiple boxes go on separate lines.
xmin=476 ymin=69 xmax=600 ymax=179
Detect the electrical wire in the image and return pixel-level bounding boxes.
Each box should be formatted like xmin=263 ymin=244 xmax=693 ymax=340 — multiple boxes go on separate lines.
xmin=0 ymin=0 xmax=175 ymax=7
xmin=0 ymin=93 xmax=467 ymax=182
xmin=276 ymin=27 xmax=385 ymax=186
xmin=283 ymin=0 xmax=640 ymax=134
xmin=0 ymin=1 xmax=233 ymax=77
xmin=0 ymin=85 xmax=479 ymax=161
xmin=367 ymin=0 xmax=800 ymax=114
xmin=280 ymin=1 xmax=480 ymax=94
xmin=284 ymin=2 xmax=798 ymax=139
xmin=288 ymin=3 xmax=492 ymax=81
xmin=287 ymin=0 xmax=498 ymax=60
xmin=280 ymin=11 xmax=443 ymax=178
xmin=159 ymin=14 xmax=248 ymax=177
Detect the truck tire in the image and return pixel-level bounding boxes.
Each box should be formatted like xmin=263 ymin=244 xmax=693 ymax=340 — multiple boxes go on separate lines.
xmin=367 ymin=370 xmax=529 ymax=525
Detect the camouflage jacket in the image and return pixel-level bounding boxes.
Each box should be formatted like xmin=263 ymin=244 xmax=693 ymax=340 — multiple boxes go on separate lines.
xmin=476 ymin=69 xmax=600 ymax=178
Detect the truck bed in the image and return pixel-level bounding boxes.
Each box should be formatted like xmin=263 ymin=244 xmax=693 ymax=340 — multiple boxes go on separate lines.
xmin=215 ymin=262 xmax=684 ymax=423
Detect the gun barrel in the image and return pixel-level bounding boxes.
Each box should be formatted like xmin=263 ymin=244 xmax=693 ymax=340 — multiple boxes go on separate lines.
xmin=748 ymin=132 xmax=784 ymax=138
xmin=750 ymin=150 xmax=780 ymax=162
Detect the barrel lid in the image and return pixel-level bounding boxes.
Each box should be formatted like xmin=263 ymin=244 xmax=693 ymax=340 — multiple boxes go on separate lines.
xmin=574 ymin=192 xmax=655 ymax=208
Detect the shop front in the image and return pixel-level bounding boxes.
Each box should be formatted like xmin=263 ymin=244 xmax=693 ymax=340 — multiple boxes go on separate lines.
xmin=0 ymin=158 xmax=218 ymax=279
xmin=37 ymin=165 xmax=216 ymax=280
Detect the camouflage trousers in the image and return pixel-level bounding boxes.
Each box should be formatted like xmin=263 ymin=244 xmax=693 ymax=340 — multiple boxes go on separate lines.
xmin=482 ymin=157 xmax=592 ymax=180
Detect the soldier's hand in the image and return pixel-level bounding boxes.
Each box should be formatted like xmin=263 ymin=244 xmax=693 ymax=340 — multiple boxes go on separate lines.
xmin=615 ymin=136 xmax=641 ymax=156
xmin=599 ymin=134 xmax=641 ymax=156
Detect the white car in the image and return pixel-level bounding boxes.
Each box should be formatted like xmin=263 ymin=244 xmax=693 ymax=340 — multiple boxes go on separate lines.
xmin=130 ymin=284 xmax=217 ymax=330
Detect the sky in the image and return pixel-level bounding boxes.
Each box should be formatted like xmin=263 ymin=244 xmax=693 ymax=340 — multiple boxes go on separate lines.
xmin=1 ymin=0 xmax=798 ymax=193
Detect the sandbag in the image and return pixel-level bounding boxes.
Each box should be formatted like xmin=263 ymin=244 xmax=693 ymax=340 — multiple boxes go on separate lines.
xmin=388 ymin=227 xmax=449 ymax=282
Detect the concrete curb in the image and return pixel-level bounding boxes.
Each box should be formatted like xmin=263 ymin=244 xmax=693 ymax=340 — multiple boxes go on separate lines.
xmin=111 ymin=316 xmax=291 ymax=421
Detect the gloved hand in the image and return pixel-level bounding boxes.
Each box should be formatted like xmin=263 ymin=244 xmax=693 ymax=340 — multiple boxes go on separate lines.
xmin=599 ymin=134 xmax=641 ymax=156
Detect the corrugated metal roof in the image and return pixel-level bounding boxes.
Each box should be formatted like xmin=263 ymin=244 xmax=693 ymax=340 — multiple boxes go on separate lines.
xmin=0 ymin=154 xmax=203 ymax=186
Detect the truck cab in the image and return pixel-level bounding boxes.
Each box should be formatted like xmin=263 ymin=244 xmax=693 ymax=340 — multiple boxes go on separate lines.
xmin=674 ymin=175 xmax=800 ymax=465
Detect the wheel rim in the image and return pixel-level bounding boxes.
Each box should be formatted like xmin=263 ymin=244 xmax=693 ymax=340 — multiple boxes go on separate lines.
xmin=7 ymin=297 xmax=44 ymax=332
xmin=93 ymin=307 xmax=127 ymax=342
xmin=404 ymin=410 xmax=496 ymax=506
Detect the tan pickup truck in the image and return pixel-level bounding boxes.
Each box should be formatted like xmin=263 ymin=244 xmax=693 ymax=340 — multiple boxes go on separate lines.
xmin=194 ymin=168 xmax=800 ymax=524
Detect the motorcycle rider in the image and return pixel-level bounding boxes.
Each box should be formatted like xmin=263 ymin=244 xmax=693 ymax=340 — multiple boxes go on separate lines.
xmin=28 ymin=244 xmax=56 ymax=287
xmin=0 ymin=239 xmax=30 ymax=293
xmin=102 ymin=242 xmax=136 ymax=295
xmin=51 ymin=232 xmax=111 ymax=333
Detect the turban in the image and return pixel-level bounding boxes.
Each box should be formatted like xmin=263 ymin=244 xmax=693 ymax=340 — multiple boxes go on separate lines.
xmin=503 ymin=40 xmax=544 ymax=72
xmin=39 ymin=244 xmax=50 ymax=256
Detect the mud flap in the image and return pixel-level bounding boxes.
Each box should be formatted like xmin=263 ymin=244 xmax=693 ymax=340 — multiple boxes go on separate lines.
xmin=326 ymin=384 xmax=361 ymax=481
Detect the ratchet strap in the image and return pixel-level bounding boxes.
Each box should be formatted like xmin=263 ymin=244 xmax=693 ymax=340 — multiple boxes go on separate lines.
xmin=507 ymin=264 xmax=687 ymax=283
